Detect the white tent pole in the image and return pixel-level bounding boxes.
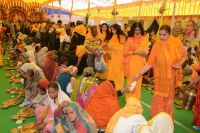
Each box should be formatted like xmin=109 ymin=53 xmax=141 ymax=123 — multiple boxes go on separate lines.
xmin=70 ymin=0 xmax=74 ymax=22
xmin=138 ymin=0 xmax=142 ymax=22
xmin=171 ymin=0 xmax=176 ymax=28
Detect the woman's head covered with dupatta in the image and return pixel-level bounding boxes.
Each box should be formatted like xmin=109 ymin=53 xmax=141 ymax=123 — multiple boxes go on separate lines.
xmin=106 ymin=97 xmax=143 ymax=133
xmin=60 ymin=102 xmax=97 ymax=133
xmin=83 ymin=67 xmax=95 ymax=77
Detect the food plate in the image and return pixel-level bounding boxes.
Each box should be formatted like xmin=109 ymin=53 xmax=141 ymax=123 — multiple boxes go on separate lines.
xmin=1 ymin=99 xmax=21 ymax=108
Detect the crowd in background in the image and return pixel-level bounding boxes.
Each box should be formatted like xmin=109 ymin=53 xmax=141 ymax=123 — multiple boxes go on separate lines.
xmin=0 ymin=18 xmax=199 ymax=132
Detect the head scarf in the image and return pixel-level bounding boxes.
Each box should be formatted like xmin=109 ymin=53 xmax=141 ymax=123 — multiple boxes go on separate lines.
xmin=38 ymin=79 xmax=49 ymax=88
xmin=43 ymin=51 xmax=57 ymax=81
xmin=58 ymin=102 xmax=96 ymax=133
xmin=85 ymin=80 xmax=120 ymax=128
xmin=47 ymin=82 xmax=70 ymax=112
xmin=35 ymin=47 xmax=48 ymax=67
xmin=73 ymin=24 xmax=86 ymax=37
xmin=106 ymin=97 xmax=143 ymax=133
xmin=20 ymin=62 xmax=35 ymax=73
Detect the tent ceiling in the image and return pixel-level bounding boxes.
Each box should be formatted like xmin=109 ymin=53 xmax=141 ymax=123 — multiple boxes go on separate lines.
xmin=48 ymin=0 xmax=151 ymax=10
xmin=23 ymin=0 xmax=49 ymax=4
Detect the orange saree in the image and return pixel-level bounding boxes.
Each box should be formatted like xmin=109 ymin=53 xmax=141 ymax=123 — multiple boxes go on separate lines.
xmin=124 ymin=36 xmax=149 ymax=100
xmin=106 ymin=35 xmax=126 ymax=90
xmin=147 ymin=36 xmax=187 ymax=119
xmin=85 ymin=80 xmax=120 ymax=128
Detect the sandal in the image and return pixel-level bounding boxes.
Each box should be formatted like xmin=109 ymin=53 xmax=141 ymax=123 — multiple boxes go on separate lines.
xmin=176 ymin=105 xmax=184 ymax=110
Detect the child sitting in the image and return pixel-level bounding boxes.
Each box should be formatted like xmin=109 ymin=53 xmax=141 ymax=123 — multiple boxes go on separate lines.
xmin=26 ymin=80 xmax=49 ymax=109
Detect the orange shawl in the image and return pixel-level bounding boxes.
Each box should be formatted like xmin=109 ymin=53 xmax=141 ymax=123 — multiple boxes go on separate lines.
xmin=85 ymin=80 xmax=120 ymax=128
xmin=147 ymin=36 xmax=187 ymax=97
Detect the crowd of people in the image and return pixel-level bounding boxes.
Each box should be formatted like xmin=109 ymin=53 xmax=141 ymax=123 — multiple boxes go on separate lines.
xmin=0 ymin=18 xmax=199 ymax=133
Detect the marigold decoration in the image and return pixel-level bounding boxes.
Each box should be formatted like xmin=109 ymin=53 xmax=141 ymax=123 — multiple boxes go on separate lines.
xmin=159 ymin=6 xmax=165 ymax=14
xmin=159 ymin=0 xmax=167 ymax=15
xmin=111 ymin=9 xmax=118 ymax=16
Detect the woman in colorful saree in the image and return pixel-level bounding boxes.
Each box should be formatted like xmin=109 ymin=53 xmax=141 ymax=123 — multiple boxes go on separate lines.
xmin=35 ymin=82 xmax=70 ymax=133
xmin=124 ymin=22 xmax=149 ymax=100
xmin=85 ymin=80 xmax=120 ymax=129
xmin=70 ymin=67 xmax=98 ymax=103
xmin=42 ymin=51 xmax=58 ymax=81
xmin=105 ymin=24 xmax=126 ymax=91
xmin=132 ymin=25 xmax=187 ymax=119
xmin=56 ymin=65 xmax=78 ymax=95
xmin=55 ymin=102 xmax=97 ymax=133
xmin=106 ymin=97 xmax=174 ymax=133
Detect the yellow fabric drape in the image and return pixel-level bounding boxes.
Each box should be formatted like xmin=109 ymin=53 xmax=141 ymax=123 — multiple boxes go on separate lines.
xmin=106 ymin=97 xmax=143 ymax=133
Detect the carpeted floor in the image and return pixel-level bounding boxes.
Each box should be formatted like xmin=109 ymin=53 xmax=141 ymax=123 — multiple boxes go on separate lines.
xmin=0 ymin=57 xmax=199 ymax=133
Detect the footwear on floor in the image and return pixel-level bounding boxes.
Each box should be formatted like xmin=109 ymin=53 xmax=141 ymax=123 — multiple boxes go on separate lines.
xmin=192 ymin=125 xmax=200 ymax=131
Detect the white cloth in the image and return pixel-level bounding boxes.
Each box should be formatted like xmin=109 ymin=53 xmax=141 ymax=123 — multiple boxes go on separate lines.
xmin=60 ymin=34 xmax=70 ymax=43
xmin=35 ymin=47 xmax=48 ymax=67
xmin=20 ymin=62 xmax=45 ymax=79
xmin=25 ymin=45 xmax=35 ymax=63
xmin=113 ymin=114 xmax=147 ymax=133
xmin=47 ymin=82 xmax=71 ymax=112
xmin=140 ymin=112 xmax=174 ymax=133
xmin=32 ymin=94 xmax=48 ymax=104
xmin=66 ymin=82 xmax=73 ymax=94
xmin=20 ymin=63 xmax=35 ymax=73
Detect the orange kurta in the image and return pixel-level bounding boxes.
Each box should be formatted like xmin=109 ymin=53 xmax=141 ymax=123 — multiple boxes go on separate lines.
xmin=124 ymin=36 xmax=149 ymax=100
xmin=147 ymin=36 xmax=187 ymax=119
xmin=85 ymin=81 xmax=120 ymax=128
xmin=106 ymin=35 xmax=126 ymax=90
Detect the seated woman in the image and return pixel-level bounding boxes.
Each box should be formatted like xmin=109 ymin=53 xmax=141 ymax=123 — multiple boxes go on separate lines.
xmin=42 ymin=51 xmax=58 ymax=82
xmin=52 ymin=56 xmax=69 ymax=82
xmin=18 ymin=68 xmax=41 ymax=107
xmin=26 ymin=79 xmax=49 ymax=108
xmin=106 ymin=97 xmax=174 ymax=133
xmin=56 ymin=65 xmax=78 ymax=96
xmin=55 ymin=101 xmax=97 ymax=133
xmin=71 ymin=67 xmax=98 ymax=103
xmin=35 ymin=82 xmax=70 ymax=133
xmin=85 ymin=80 xmax=120 ymax=129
